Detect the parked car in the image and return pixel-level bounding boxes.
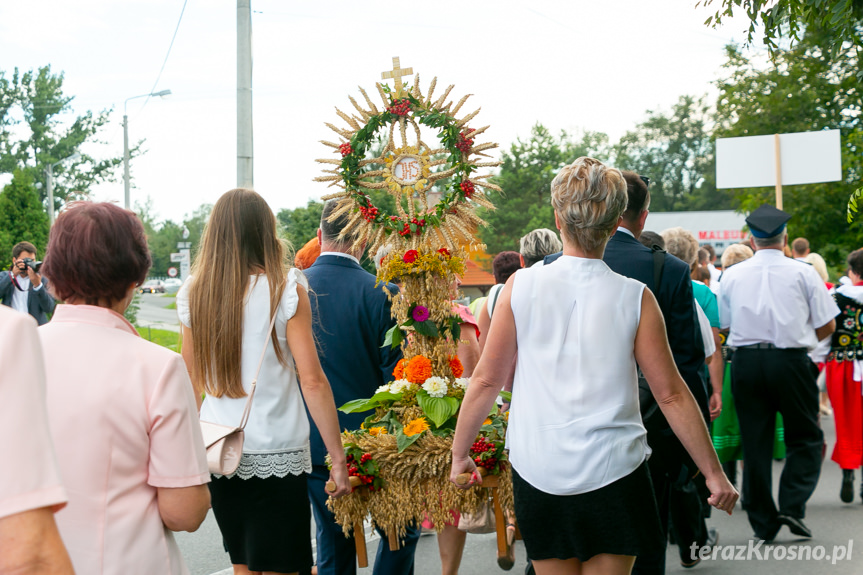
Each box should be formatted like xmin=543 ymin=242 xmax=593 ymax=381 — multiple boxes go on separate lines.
xmin=138 ymin=280 xmax=166 ymax=294
xmin=163 ymin=278 xmax=183 ymax=293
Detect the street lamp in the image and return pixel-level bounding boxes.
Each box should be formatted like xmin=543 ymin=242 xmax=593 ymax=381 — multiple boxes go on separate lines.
xmin=45 ymin=151 xmax=81 ymax=226
xmin=123 ymin=89 xmax=171 ymax=209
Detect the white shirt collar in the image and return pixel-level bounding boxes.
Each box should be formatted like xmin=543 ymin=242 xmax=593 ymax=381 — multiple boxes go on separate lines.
xmin=616 ymin=226 xmax=636 ymax=239
xmin=320 ymin=251 xmax=360 ymax=266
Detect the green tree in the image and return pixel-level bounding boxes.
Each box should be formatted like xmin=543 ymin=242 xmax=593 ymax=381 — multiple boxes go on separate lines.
xmin=0 ymin=170 xmax=50 ymax=266
xmin=0 ymin=66 xmax=128 ymax=214
xmin=479 ymin=124 xmax=609 ymax=254
xmin=277 ymin=199 xmax=324 ymax=252
xmin=135 ymin=199 xmax=212 ymax=277
xmin=714 ymin=32 xmax=863 ymax=265
xmin=699 ymin=0 xmax=863 ymax=76
xmin=614 ymin=95 xmax=732 ymax=212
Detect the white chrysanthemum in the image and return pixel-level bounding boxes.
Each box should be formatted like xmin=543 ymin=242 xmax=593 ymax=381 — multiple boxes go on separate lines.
xmin=454 ymin=378 xmax=470 ymax=390
xmin=375 ymin=384 xmax=391 ymax=394
xmin=389 ymin=379 xmax=412 ymax=394
xmin=422 ymin=376 xmax=449 ymax=398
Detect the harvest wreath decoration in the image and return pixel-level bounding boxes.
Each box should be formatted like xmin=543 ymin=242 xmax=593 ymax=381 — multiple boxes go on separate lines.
xmin=315 ymin=57 xmax=511 ymax=542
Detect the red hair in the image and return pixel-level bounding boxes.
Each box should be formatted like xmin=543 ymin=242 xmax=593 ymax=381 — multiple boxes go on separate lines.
xmin=42 ymin=202 xmax=151 ymax=305
xmin=294 ymin=237 xmax=321 ymax=270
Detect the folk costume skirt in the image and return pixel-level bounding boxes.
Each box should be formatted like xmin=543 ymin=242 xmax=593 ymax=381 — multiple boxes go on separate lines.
xmin=825 ymin=360 xmax=863 ymax=470
xmin=209 ymin=473 xmax=313 ymax=573
xmin=512 ymin=461 xmax=663 ymax=562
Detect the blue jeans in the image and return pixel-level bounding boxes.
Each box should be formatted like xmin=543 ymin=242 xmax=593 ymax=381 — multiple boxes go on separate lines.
xmin=308 ymin=465 xmax=419 ymax=575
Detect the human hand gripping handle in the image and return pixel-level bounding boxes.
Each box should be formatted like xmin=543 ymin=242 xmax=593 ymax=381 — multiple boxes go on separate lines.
xmin=449 ymin=453 xmax=482 ymax=489
xmin=705 ymin=472 xmax=739 ymax=515
xmin=324 ymin=463 xmax=352 ymax=498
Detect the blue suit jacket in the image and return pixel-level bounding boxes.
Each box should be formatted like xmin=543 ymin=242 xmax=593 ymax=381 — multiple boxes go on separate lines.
xmin=545 ymin=231 xmax=709 ymax=419
xmin=304 ymin=255 xmax=402 ymax=466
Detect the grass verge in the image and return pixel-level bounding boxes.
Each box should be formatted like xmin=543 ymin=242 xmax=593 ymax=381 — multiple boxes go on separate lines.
xmin=136 ymin=327 xmax=181 ymax=352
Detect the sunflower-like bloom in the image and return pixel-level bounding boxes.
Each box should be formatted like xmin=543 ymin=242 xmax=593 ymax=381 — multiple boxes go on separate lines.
xmin=403 ymin=417 xmax=430 ymax=437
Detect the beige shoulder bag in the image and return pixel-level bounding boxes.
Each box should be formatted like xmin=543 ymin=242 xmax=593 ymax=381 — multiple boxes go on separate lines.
xmin=199 ymin=302 xmax=281 ymax=476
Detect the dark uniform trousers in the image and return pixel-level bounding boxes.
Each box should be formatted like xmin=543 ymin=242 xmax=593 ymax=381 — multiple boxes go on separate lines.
xmin=731 ymin=347 xmax=823 ymax=537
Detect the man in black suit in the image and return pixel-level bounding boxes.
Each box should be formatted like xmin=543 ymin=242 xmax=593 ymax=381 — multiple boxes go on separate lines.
xmin=0 ymin=241 xmax=55 ymax=325
xmin=305 ymin=201 xmax=419 ymax=575
xmin=546 ymin=173 xmax=709 ymax=574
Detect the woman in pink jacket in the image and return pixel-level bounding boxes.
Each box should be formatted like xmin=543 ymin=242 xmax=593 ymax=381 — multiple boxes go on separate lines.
xmin=39 ymin=202 xmax=211 ymax=574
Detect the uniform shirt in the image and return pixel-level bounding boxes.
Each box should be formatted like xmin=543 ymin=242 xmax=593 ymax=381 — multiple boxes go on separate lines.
xmin=719 ymin=249 xmax=839 ymax=350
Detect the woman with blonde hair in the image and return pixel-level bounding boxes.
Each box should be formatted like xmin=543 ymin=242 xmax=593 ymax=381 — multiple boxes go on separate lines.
xmin=451 ymin=158 xmax=736 ymax=575
xmin=178 ymin=189 xmax=350 ymax=575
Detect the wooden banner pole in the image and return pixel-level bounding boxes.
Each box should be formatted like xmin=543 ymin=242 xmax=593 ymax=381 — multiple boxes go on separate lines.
xmin=774 ymin=134 xmax=783 ymax=210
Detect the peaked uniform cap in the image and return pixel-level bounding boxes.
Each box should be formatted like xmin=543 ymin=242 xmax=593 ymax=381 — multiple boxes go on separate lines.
xmin=746 ymin=204 xmax=791 ymax=238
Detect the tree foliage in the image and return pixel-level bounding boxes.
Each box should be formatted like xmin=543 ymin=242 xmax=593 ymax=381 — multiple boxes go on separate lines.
xmin=0 ymin=170 xmax=50 ymax=267
xmin=698 ymin=0 xmax=863 ymax=78
xmin=479 ymin=124 xmax=609 ymax=254
xmin=136 ymin=199 xmax=212 ymax=277
xmin=714 ymin=31 xmax=863 ymax=265
xmin=0 ymin=66 xmax=127 ymax=213
xmin=615 ymin=95 xmax=732 ymax=212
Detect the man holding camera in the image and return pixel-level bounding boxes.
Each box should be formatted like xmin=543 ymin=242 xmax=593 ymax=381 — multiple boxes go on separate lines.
xmin=0 ymin=242 xmax=56 ymax=325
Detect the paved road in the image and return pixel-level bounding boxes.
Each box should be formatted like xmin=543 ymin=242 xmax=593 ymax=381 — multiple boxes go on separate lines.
xmin=136 ymin=292 xmax=180 ymax=332
xmin=176 ymin=420 xmax=863 ymax=575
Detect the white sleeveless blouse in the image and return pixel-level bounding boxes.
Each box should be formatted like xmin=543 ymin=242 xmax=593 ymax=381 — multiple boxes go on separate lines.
xmin=507 ymin=256 xmax=650 ymax=495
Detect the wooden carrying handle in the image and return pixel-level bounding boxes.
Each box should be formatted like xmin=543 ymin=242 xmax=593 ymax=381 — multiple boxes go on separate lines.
xmin=455 ymin=466 xmax=488 ymax=485
xmin=326 ymin=475 xmax=364 ymax=493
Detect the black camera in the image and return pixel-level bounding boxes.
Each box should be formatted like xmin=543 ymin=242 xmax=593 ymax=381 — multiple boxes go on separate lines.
xmin=21 ymin=258 xmax=42 ymax=273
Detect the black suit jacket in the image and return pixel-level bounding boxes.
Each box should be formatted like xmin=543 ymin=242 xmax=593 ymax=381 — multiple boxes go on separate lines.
xmin=545 ymin=231 xmax=709 ymax=420
xmin=304 ymin=255 xmax=402 ymax=466
xmin=0 ymin=271 xmax=56 ymax=325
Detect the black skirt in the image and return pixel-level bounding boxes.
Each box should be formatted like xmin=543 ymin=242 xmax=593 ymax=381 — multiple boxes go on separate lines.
xmin=513 ymin=461 xmax=663 ymax=562
xmin=209 ymin=473 xmax=313 ymax=573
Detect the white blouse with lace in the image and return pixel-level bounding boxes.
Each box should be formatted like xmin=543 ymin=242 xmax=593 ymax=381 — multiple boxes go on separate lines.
xmin=177 ymin=269 xmax=312 ymax=479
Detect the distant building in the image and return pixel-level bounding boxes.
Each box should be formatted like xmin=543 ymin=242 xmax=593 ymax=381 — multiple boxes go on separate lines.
xmin=460 ymin=258 xmax=495 ymax=302
xmin=644 ymin=210 xmax=748 ymax=256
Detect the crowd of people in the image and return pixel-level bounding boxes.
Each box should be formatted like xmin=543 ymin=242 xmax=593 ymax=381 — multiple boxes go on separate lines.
xmin=1 ymin=155 xmax=861 ymax=575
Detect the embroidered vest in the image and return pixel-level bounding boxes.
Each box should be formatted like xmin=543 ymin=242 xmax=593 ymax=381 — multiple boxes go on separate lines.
xmin=828 ymin=292 xmax=863 ymax=362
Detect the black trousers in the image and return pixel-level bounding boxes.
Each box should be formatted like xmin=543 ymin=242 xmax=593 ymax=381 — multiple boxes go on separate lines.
xmin=731 ymin=348 xmax=823 ymax=538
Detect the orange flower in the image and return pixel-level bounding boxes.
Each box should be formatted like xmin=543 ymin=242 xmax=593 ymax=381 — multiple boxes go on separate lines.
xmin=393 ymin=358 xmax=407 ymax=379
xmin=482 ymin=418 xmax=493 ymax=426
xmin=449 ymin=356 xmax=464 ymax=378
xmin=403 ymin=417 xmax=430 ymax=437
xmin=404 ymin=355 xmax=432 ymax=384
xmin=369 ymin=426 xmax=388 ymax=436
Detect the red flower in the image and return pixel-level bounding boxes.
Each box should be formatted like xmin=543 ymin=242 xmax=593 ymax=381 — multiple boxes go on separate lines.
xmin=403 ymin=250 xmax=419 ymax=263
xmin=438 ymin=248 xmax=451 ymax=258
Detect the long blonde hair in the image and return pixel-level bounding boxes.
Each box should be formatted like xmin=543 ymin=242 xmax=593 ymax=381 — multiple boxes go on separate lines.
xmin=189 ymin=189 xmax=289 ymax=398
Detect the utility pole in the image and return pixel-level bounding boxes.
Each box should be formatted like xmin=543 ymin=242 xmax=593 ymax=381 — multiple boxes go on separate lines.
xmin=237 ymin=0 xmax=254 ymax=189
xmin=123 ymin=114 xmax=131 ymax=209
xmin=46 ymin=164 xmax=54 ymax=226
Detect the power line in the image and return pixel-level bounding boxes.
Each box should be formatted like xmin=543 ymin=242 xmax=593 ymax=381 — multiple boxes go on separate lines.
xmin=138 ymin=0 xmax=189 ymax=115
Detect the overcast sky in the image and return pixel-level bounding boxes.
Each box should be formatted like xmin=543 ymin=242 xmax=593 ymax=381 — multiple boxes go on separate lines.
xmin=1 ymin=0 xmax=758 ymax=224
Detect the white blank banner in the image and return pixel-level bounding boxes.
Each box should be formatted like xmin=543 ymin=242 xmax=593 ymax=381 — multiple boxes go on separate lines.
xmin=716 ymin=129 xmax=842 ymax=189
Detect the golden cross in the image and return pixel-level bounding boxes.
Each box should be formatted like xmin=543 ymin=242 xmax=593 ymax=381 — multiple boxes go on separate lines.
xmin=381 ymin=57 xmax=413 ymax=99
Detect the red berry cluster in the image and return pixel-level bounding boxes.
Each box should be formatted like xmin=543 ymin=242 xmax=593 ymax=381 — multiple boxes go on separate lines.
xmin=471 ymin=438 xmax=499 ymax=470
xmin=345 ymin=453 xmax=376 ymax=487
xmin=387 ymin=99 xmax=411 ymax=116
xmin=456 ymin=130 xmax=474 ymax=153
xmin=460 ymin=180 xmax=475 ymax=198
xmin=359 ymin=205 xmax=379 ymax=222
xmin=339 ymin=142 xmax=353 ymax=156
xmin=398 ymin=217 xmax=426 ymax=237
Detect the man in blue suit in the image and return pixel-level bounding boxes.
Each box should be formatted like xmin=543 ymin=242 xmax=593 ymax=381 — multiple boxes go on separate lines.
xmin=305 ymin=200 xmax=419 ymax=575
xmin=545 ymin=172 xmax=709 ymax=574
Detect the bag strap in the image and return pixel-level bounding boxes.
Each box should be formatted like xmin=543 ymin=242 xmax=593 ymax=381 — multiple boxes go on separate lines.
xmin=237 ymin=284 xmax=285 ymax=430
xmin=651 ymin=245 xmax=666 ymax=290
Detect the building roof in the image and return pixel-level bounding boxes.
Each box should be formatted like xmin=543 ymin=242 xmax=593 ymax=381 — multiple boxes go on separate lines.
xmin=461 ymin=258 xmax=495 ymax=288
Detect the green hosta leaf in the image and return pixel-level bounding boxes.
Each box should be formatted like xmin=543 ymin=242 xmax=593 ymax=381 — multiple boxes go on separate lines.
xmin=417 ymin=390 xmax=459 ymax=428
xmin=396 ymin=428 xmax=423 ymax=453
xmin=382 ymin=324 xmax=405 ymax=349
xmin=338 ymin=391 xmax=401 ymax=414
